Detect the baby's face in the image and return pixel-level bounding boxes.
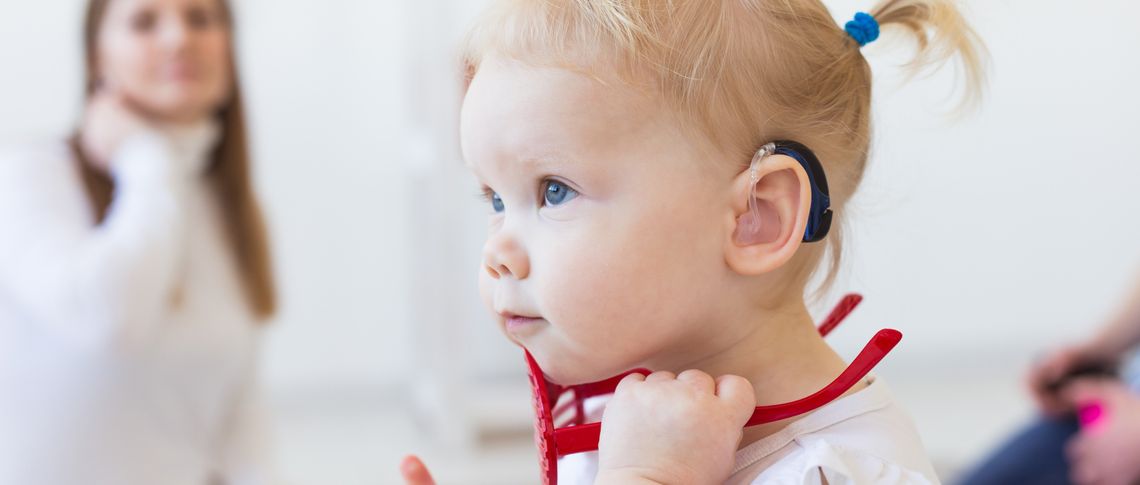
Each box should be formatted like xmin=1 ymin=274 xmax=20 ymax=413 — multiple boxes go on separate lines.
xmin=462 ymin=56 xmax=744 ymax=384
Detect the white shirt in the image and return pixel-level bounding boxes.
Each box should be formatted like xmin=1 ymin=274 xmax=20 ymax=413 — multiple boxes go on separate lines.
xmin=0 ymin=125 xmax=278 ymax=485
xmin=558 ymin=378 xmax=939 ymax=484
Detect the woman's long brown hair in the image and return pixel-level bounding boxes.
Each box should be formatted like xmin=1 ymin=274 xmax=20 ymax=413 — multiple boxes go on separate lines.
xmin=74 ymin=0 xmax=276 ymax=320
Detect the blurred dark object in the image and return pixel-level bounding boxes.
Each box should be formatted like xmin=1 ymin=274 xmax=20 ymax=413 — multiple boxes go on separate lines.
xmin=1044 ymin=361 xmax=1119 ymax=395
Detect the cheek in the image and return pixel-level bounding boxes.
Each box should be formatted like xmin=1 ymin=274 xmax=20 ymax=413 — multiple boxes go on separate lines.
xmin=99 ymin=35 xmax=180 ymax=116
xmin=533 ymin=236 xmax=617 ymax=334
xmin=477 ymin=268 xmax=495 ymax=315
xmin=196 ymin=33 xmax=233 ymax=98
xmin=478 ymin=266 xmax=516 ymax=340
xmin=535 ymin=201 xmax=723 ymax=356
xmin=100 ymin=33 xmax=154 ymax=90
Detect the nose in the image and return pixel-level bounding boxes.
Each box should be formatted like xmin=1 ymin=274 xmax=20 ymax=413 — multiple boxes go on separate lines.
xmin=482 ymin=231 xmax=530 ymax=280
xmin=158 ymin=16 xmax=190 ymax=49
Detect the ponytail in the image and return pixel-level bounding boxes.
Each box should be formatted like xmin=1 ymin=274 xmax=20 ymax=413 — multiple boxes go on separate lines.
xmin=869 ymin=0 xmax=988 ymax=110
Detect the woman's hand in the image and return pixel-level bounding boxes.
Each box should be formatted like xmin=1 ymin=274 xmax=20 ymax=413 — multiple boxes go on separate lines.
xmin=1026 ymin=342 xmax=1115 ymax=417
xmin=595 ymin=370 xmax=756 ymax=485
xmin=1063 ymin=379 xmax=1140 ymax=485
xmin=79 ymin=89 xmax=154 ymax=172
xmin=400 ymin=455 xmax=437 ymax=485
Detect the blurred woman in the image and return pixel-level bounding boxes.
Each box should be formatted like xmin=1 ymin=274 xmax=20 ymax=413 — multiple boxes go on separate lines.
xmin=0 ymin=0 xmax=278 ymax=483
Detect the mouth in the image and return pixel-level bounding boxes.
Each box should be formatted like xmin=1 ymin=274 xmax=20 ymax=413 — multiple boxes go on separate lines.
xmin=162 ymin=63 xmax=201 ymax=82
xmin=500 ymin=312 xmax=544 ymax=332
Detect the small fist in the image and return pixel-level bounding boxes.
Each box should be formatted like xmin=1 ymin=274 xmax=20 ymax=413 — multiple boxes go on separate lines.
xmin=80 ymin=89 xmax=154 ymax=172
xmin=597 ymin=370 xmax=756 ymax=485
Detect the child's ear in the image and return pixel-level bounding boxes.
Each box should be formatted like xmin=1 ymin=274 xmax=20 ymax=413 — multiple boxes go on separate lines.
xmin=723 ymin=154 xmax=812 ymax=275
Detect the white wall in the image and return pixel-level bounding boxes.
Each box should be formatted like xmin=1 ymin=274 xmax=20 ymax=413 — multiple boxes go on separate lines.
xmin=822 ymin=0 xmax=1140 ymax=364
xmin=234 ymin=0 xmax=418 ymax=394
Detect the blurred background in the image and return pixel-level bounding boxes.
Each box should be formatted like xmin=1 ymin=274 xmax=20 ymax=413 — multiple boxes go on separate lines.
xmin=2 ymin=0 xmax=1139 ymax=483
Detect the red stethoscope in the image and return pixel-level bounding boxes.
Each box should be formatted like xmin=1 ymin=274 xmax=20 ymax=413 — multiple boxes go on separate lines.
xmin=524 ymin=293 xmax=901 ymax=485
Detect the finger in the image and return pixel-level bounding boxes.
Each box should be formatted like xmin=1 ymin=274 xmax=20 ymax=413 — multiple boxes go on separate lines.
xmin=1027 ymin=355 xmax=1061 ymax=389
xmin=715 ymin=375 xmax=757 ymax=423
xmin=1066 ymin=436 xmax=1093 ymax=482
xmin=400 ymin=455 xmax=436 ymax=485
xmin=644 ymin=370 xmax=676 ymax=383
xmin=1025 ymin=374 xmax=1060 ymax=415
xmin=1027 ymin=356 xmax=1065 ymax=401
xmin=1026 ymin=357 xmax=1085 ymax=416
xmin=1046 ymin=350 xmax=1075 ymax=378
xmin=1026 ymin=386 xmax=1062 ymax=417
xmin=85 ymin=92 xmax=115 ymax=118
xmin=676 ymin=369 xmax=716 ymax=393
xmin=115 ymin=91 xmax=149 ymax=118
xmin=96 ymin=72 xmax=121 ymax=95
xmin=614 ymin=372 xmax=646 ymax=393
xmin=86 ymin=92 xmax=130 ymax=124
xmin=1062 ymin=378 xmax=1113 ymax=408
xmin=1070 ymin=456 xmax=1100 ymax=485
xmin=1038 ymin=348 xmax=1080 ymax=384
xmin=1065 ymin=433 xmax=1083 ymax=459
xmin=1069 ymin=465 xmax=1093 ymax=485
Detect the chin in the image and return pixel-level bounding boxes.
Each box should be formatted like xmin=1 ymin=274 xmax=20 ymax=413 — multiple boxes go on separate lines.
xmin=145 ymin=89 xmax=226 ymax=121
xmin=527 ymin=344 xmax=631 ymax=387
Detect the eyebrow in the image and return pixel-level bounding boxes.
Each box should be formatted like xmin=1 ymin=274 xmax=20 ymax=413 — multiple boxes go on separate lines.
xmin=516 ymin=155 xmax=565 ymax=171
xmin=516 ymin=149 xmax=577 ymax=170
xmin=465 ymin=149 xmax=576 ymax=182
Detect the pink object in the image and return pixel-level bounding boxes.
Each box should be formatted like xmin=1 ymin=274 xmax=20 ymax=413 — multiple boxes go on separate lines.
xmin=1078 ymin=400 xmax=1107 ymax=430
xmin=525 ymin=293 xmax=899 ymax=485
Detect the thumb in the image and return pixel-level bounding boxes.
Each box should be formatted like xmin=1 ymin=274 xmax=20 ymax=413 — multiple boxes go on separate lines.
xmin=715 ymin=374 xmax=757 ymax=425
xmin=400 ymin=455 xmax=437 ymax=485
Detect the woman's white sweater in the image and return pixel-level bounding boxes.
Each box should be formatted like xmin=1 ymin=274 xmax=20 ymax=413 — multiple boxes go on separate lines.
xmin=0 ymin=123 xmax=277 ymax=485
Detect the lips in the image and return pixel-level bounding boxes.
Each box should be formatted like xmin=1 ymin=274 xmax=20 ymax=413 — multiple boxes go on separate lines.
xmin=161 ymin=63 xmax=200 ymax=82
xmin=501 ymin=312 xmax=544 ymax=331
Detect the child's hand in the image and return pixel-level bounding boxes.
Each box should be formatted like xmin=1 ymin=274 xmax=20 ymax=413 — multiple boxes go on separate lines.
xmin=596 ymin=370 xmax=756 ymax=485
xmin=400 ymin=455 xmax=437 ymax=485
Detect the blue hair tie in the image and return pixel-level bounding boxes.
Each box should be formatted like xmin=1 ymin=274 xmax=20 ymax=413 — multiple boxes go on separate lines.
xmin=844 ymin=12 xmax=880 ymax=47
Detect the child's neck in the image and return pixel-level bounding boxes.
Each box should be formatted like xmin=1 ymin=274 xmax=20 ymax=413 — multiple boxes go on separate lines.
xmin=674 ymin=299 xmax=863 ymax=449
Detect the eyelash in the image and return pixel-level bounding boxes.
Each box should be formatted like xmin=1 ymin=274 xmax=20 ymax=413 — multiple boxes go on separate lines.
xmin=480 ymin=179 xmax=579 ymax=213
xmin=478 ymin=188 xmax=500 ymax=207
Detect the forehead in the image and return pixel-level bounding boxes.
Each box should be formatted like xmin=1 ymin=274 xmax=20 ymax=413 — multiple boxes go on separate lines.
xmin=460 ymin=56 xmax=669 ymax=169
xmin=107 ymin=0 xmax=220 ymax=14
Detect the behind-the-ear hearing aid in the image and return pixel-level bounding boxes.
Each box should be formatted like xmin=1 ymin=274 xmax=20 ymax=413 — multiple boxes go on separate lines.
xmin=745 ymin=141 xmax=833 ymax=243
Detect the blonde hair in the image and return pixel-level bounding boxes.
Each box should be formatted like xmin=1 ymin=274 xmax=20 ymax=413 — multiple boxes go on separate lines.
xmin=463 ymin=0 xmax=986 ymax=292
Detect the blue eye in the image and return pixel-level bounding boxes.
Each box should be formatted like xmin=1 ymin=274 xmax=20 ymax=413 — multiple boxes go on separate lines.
xmin=489 ymin=192 xmax=505 ymax=213
xmin=544 ymin=180 xmax=578 ymax=207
